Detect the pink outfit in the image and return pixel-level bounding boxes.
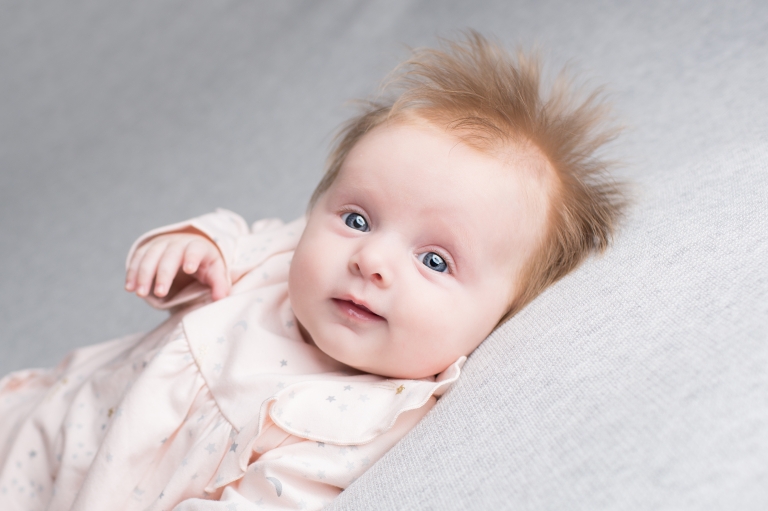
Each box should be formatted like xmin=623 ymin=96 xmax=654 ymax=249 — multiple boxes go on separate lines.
xmin=0 ymin=210 xmax=464 ymax=511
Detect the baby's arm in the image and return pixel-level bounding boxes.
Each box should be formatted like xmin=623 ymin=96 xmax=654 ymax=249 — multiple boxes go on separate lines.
xmin=124 ymin=210 xmax=303 ymax=309
xmin=125 ymin=230 xmax=231 ymax=301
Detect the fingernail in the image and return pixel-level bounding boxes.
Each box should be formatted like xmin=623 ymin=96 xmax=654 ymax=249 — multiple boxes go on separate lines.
xmin=155 ymin=285 xmax=165 ymax=295
xmin=125 ymin=282 xmax=134 ymax=291
xmin=137 ymin=286 xmax=146 ymax=296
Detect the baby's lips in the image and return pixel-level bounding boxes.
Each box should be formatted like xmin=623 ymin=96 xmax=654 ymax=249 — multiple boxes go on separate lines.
xmin=333 ymin=297 xmax=385 ymax=321
xmin=351 ymin=300 xmax=377 ymax=316
xmin=337 ymin=294 xmax=382 ymax=314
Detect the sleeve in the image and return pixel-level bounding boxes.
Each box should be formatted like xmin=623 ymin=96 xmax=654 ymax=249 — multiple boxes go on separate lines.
xmin=125 ymin=209 xmax=304 ymax=310
xmin=171 ymin=401 xmax=435 ymax=511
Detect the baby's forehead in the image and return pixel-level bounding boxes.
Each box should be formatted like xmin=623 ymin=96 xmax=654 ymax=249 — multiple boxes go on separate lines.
xmin=341 ymin=119 xmax=551 ymax=250
xmin=342 ymin=118 xmax=553 ymax=209
xmin=391 ymin=114 xmax=555 ymax=185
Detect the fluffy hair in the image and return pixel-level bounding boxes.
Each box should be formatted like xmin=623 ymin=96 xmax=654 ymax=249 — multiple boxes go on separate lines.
xmin=309 ymin=31 xmax=625 ymax=322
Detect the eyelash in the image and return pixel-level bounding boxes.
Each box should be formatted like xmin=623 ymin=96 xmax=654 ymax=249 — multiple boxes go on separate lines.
xmin=337 ymin=207 xmax=456 ymax=275
xmin=339 ymin=205 xmax=366 ymax=218
xmin=338 ymin=206 xmax=369 ymax=230
xmin=418 ymin=248 xmax=455 ymax=274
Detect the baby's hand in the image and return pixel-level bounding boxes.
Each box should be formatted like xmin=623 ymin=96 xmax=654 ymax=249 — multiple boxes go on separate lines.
xmin=125 ymin=232 xmax=231 ymax=301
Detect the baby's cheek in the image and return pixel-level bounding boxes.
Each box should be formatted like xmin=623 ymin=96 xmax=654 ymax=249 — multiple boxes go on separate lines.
xmin=288 ymin=256 xmax=312 ymax=312
xmin=420 ymin=299 xmax=480 ymax=355
xmin=404 ymin=303 xmax=452 ymax=347
xmin=289 ymin=244 xmax=331 ymax=323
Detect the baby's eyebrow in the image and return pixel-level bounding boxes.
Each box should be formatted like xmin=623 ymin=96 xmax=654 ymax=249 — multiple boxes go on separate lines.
xmin=328 ymin=184 xmax=373 ymax=209
xmin=432 ymin=220 xmax=474 ymax=269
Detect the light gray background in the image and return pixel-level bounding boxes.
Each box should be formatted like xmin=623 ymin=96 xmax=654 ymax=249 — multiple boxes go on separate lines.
xmin=2 ymin=1 xmax=767 ymax=509
xmin=2 ymin=0 xmax=766 ymax=376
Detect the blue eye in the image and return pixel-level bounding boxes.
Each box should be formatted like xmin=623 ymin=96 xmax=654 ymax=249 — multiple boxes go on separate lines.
xmin=420 ymin=252 xmax=448 ymax=273
xmin=342 ymin=212 xmax=369 ymax=232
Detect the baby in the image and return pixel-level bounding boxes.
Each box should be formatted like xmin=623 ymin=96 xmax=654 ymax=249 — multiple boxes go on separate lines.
xmin=0 ymin=33 xmax=623 ymax=510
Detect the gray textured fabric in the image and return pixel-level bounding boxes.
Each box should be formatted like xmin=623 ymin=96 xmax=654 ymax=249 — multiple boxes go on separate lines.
xmin=2 ymin=0 xmax=767 ymax=509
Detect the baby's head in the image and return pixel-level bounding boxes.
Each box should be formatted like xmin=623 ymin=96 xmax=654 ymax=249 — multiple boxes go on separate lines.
xmin=288 ymin=32 xmax=624 ymax=379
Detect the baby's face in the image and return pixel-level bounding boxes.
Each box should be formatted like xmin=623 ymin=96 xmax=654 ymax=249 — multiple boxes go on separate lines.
xmin=289 ymin=120 xmax=550 ymax=379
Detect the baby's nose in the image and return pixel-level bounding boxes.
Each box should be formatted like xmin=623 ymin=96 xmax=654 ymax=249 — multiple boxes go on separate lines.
xmin=349 ymin=240 xmax=394 ymax=287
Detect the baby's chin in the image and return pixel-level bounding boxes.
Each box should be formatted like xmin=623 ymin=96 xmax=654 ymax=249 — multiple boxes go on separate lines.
xmin=295 ymin=318 xmax=456 ymax=379
xmin=343 ymin=354 xmax=454 ymax=380
xmin=296 ymin=320 xmax=366 ymax=372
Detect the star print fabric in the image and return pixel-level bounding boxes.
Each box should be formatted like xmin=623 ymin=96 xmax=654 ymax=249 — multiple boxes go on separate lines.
xmin=0 ymin=210 xmax=463 ymax=511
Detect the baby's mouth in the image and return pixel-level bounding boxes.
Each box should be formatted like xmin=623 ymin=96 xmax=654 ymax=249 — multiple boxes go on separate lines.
xmin=332 ymin=298 xmax=385 ymax=322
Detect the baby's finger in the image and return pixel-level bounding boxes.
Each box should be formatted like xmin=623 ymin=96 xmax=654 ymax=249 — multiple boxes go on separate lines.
xmin=153 ymin=242 xmax=187 ymax=297
xmin=181 ymin=239 xmax=210 ymax=275
xmin=134 ymin=239 xmax=170 ymax=297
xmin=125 ymin=243 xmax=150 ymax=292
xmin=206 ymin=257 xmax=231 ymax=301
